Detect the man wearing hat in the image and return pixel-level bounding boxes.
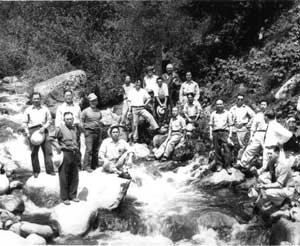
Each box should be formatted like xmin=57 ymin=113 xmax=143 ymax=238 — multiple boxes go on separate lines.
xmin=154 ymin=77 xmax=169 ymax=125
xmin=51 ymin=112 xmax=81 ymax=205
xmin=162 ymin=64 xmax=179 ymax=109
xmin=143 ymin=65 xmax=158 ymax=95
xmin=81 ymin=93 xmax=102 ymax=172
xmin=99 ymin=125 xmax=134 ymax=178
xmin=179 ymin=72 xmax=200 ymax=105
xmin=183 ymin=93 xmax=202 ymax=135
xmin=23 ymin=92 xmax=55 ymax=178
xmin=127 ymin=80 xmax=159 ymax=142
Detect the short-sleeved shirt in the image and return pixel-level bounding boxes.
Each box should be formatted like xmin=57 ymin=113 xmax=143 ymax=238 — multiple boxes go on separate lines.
xmin=52 ymin=124 xmax=80 ymax=151
xmin=55 ymin=102 xmax=81 ymax=127
xmin=154 ymin=83 xmax=169 ymax=99
xmin=99 ymin=137 xmax=131 ymax=161
xmin=144 ymin=75 xmax=158 ymax=93
xmin=128 ymin=88 xmax=150 ymax=107
xmin=209 ymin=110 xmax=233 ymax=131
xmin=179 ymin=81 xmax=200 ymax=102
xmin=122 ymin=83 xmax=135 ymax=100
xmin=24 ymin=105 xmax=52 ymax=129
xmin=169 ymin=115 xmax=186 ymax=132
xmin=264 ymin=120 xmax=293 ymax=147
xmin=183 ymin=101 xmax=202 ymax=118
xmin=81 ymin=107 xmax=102 ymax=131
xmin=250 ymin=112 xmax=267 ymax=133
xmin=230 ymin=104 xmax=255 ymax=125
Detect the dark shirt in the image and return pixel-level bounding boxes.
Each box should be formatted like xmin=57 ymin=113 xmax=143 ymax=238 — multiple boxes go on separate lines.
xmin=53 ymin=124 xmax=80 ymax=151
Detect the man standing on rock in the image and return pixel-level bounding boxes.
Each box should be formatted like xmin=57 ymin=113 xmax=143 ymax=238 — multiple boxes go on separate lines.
xmin=23 ymin=92 xmax=55 ymax=178
xmin=230 ymin=94 xmax=255 ymax=160
xmin=183 ymin=93 xmax=202 ymax=135
xmin=99 ymin=125 xmax=134 ymax=179
xmin=51 ymin=112 xmax=81 ymax=205
xmin=81 ymin=93 xmax=102 ymax=172
xmin=143 ymin=66 xmax=158 ymax=94
xmin=154 ymin=77 xmax=169 ymax=125
xmin=236 ymin=100 xmax=268 ymax=170
xmin=55 ymin=89 xmax=81 ymax=128
xmin=179 ymin=72 xmax=200 ymax=106
xmin=127 ymin=80 xmax=159 ymax=143
xmin=162 ymin=64 xmax=178 ymax=108
xmin=120 ymin=75 xmax=135 ymax=125
xmin=209 ymin=99 xmax=233 ymax=174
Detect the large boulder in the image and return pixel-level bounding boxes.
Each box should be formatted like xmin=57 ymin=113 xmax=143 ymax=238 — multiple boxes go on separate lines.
xmin=24 ymin=169 xmax=130 ymax=210
xmin=270 ymin=218 xmax=300 ymax=245
xmin=50 ymin=201 xmax=98 ymax=236
xmin=0 ymin=194 xmax=24 ymax=214
xmin=0 ymin=230 xmax=29 ymax=245
xmin=197 ymin=211 xmax=238 ymax=230
xmin=24 ymin=173 xmax=60 ymax=208
xmin=200 ymin=168 xmax=245 ymax=188
xmin=26 ymin=233 xmax=46 ymax=245
xmin=0 ymin=174 xmax=9 ymax=195
xmin=20 ymin=221 xmax=53 ymax=239
xmin=275 ymin=74 xmax=300 ymax=99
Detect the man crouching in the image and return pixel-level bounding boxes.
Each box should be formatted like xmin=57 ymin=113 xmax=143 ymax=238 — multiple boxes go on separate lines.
xmin=99 ymin=125 xmax=134 ymax=179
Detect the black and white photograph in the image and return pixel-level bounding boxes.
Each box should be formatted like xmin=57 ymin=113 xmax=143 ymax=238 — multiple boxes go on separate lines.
xmin=0 ymin=0 xmax=300 ymax=245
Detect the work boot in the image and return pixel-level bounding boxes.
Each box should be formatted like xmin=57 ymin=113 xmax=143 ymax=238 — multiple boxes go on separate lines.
xmin=72 ymin=198 xmax=80 ymax=203
xmin=63 ymin=200 xmax=71 ymax=205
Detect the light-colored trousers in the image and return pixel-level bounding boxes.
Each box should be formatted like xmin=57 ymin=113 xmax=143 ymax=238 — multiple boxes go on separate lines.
xmin=235 ymin=127 xmax=249 ymax=160
xmin=155 ymin=133 xmax=183 ymax=158
xmin=102 ymin=151 xmax=132 ymax=173
xmin=240 ymin=131 xmax=267 ymax=169
xmin=132 ymin=107 xmax=159 ymax=141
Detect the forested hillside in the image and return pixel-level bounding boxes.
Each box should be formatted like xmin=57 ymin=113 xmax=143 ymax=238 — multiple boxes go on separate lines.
xmin=0 ymin=1 xmax=297 ymax=109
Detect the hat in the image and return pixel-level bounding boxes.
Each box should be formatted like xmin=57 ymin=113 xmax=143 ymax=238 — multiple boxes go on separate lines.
xmin=156 ymin=106 xmax=166 ymax=117
xmin=147 ymin=65 xmax=154 ymax=71
xmin=166 ymin=64 xmax=173 ymax=69
xmin=88 ymin=93 xmax=98 ymax=101
xmin=53 ymin=151 xmax=63 ymax=168
xmin=30 ymin=130 xmax=45 ymax=146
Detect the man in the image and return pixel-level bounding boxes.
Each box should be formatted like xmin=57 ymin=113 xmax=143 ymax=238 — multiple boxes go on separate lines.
xmin=143 ymin=66 xmax=158 ymax=95
xmin=179 ymin=72 xmax=200 ymax=105
xmin=99 ymin=125 xmax=134 ymax=178
xmin=81 ymin=93 xmax=102 ymax=172
xmin=209 ymin=99 xmax=233 ymax=174
xmin=120 ymin=75 xmax=135 ymax=125
xmin=51 ymin=112 xmax=81 ymax=205
xmin=154 ymin=77 xmax=169 ymax=125
xmin=155 ymin=107 xmax=186 ymax=161
xmin=230 ymin=94 xmax=255 ymax=160
xmin=255 ymin=145 xmax=295 ymax=208
xmin=162 ymin=64 xmax=179 ymax=108
xmin=238 ymin=100 xmax=268 ymax=170
xmin=55 ymin=90 xmax=81 ymax=127
xmin=127 ymin=80 xmax=159 ymax=143
xmin=183 ymin=93 xmax=202 ymax=133
xmin=23 ymin=92 xmax=55 ymax=178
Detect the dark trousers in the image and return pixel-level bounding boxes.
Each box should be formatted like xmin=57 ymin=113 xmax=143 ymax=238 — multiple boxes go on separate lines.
xmin=59 ymin=151 xmax=80 ymax=201
xmin=29 ymin=126 xmax=54 ymax=174
xmin=212 ymin=130 xmax=231 ymax=169
xmin=83 ymin=129 xmax=102 ymax=170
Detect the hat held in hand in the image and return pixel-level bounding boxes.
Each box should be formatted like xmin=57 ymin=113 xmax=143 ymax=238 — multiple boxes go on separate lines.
xmin=30 ymin=130 xmax=45 ymax=146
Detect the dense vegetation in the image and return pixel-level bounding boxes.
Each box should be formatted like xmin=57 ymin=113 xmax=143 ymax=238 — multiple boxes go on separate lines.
xmin=0 ymin=1 xmax=297 ymax=110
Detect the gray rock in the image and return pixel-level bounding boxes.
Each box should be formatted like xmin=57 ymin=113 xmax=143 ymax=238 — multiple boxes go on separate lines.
xmin=20 ymin=221 xmax=53 ymax=239
xmin=197 ymin=211 xmax=238 ymax=229
xmin=9 ymin=222 xmax=21 ymax=235
xmin=26 ymin=233 xmax=46 ymax=245
xmin=0 ymin=208 xmax=20 ymax=227
xmin=270 ymin=218 xmax=300 ymax=245
xmin=0 ymin=174 xmax=9 ymax=195
xmin=0 ymin=229 xmax=28 ymax=244
xmin=9 ymin=181 xmax=23 ymax=191
xmin=0 ymin=194 xmax=24 ymax=214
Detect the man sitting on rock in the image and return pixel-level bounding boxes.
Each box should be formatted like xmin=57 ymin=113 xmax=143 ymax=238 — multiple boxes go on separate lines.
xmin=99 ymin=125 xmax=134 ymax=179
xmin=253 ymin=145 xmax=295 ymax=210
xmin=183 ymin=93 xmax=202 ymax=137
xmin=51 ymin=112 xmax=81 ymax=205
xmin=154 ymin=107 xmax=186 ymax=161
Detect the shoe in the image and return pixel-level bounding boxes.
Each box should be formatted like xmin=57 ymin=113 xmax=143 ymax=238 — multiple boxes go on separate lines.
xmin=63 ymin=200 xmax=71 ymax=205
xmin=71 ymin=198 xmax=80 ymax=203
xmin=33 ymin=172 xmax=39 ymax=178
xmin=161 ymin=157 xmax=168 ymax=162
xmin=216 ymin=166 xmax=222 ymax=172
xmin=48 ymin=172 xmax=56 ymax=176
xmin=85 ymin=168 xmax=93 ymax=173
xmin=226 ymin=168 xmax=232 ymax=175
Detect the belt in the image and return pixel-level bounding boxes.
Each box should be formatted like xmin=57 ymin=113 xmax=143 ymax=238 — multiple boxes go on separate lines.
xmin=255 ymin=130 xmax=266 ymax=132
xmin=62 ymin=148 xmax=79 ymax=153
xmin=213 ymin=129 xmax=229 ymax=133
xmin=131 ymin=106 xmax=145 ymax=108
xmin=28 ymin=124 xmax=43 ymax=130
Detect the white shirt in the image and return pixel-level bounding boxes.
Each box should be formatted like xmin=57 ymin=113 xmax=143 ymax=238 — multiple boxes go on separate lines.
xmin=154 ymin=83 xmax=169 ymax=98
xmin=99 ymin=137 xmax=131 ymax=161
xmin=128 ymin=88 xmax=150 ymax=107
xmin=230 ymin=104 xmax=255 ymax=125
xmin=144 ymin=74 xmax=158 ymax=93
xmin=24 ymin=105 xmax=52 ymax=129
xmin=55 ymin=102 xmax=81 ymax=127
xmin=250 ymin=112 xmax=267 ymax=133
xmin=179 ymin=81 xmax=200 ymax=103
xmin=264 ymin=120 xmax=293 ymax=147
xmin=122 ymin=83 xmax=135 ymax=100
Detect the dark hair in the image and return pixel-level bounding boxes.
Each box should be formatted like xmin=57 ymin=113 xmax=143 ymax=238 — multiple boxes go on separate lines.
xmin=264 ymin=109 xmax=276 ymax=120
xmin=110 ymin=125 xmax=120 ymax=135
xmin=156 ymin=77 xmax=163 ymax=82
xmin=63 ymin=111 xmax=73 ymax=118
xmin=32 ymin=92 xmax=41 ymax=99
xmin=186 ymin=71 xmax=192 ymax=75
xmin=266 ymin=145 xmax=280 ymax=152
xmin=64 ymin=89 xmax=73 ymax=95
